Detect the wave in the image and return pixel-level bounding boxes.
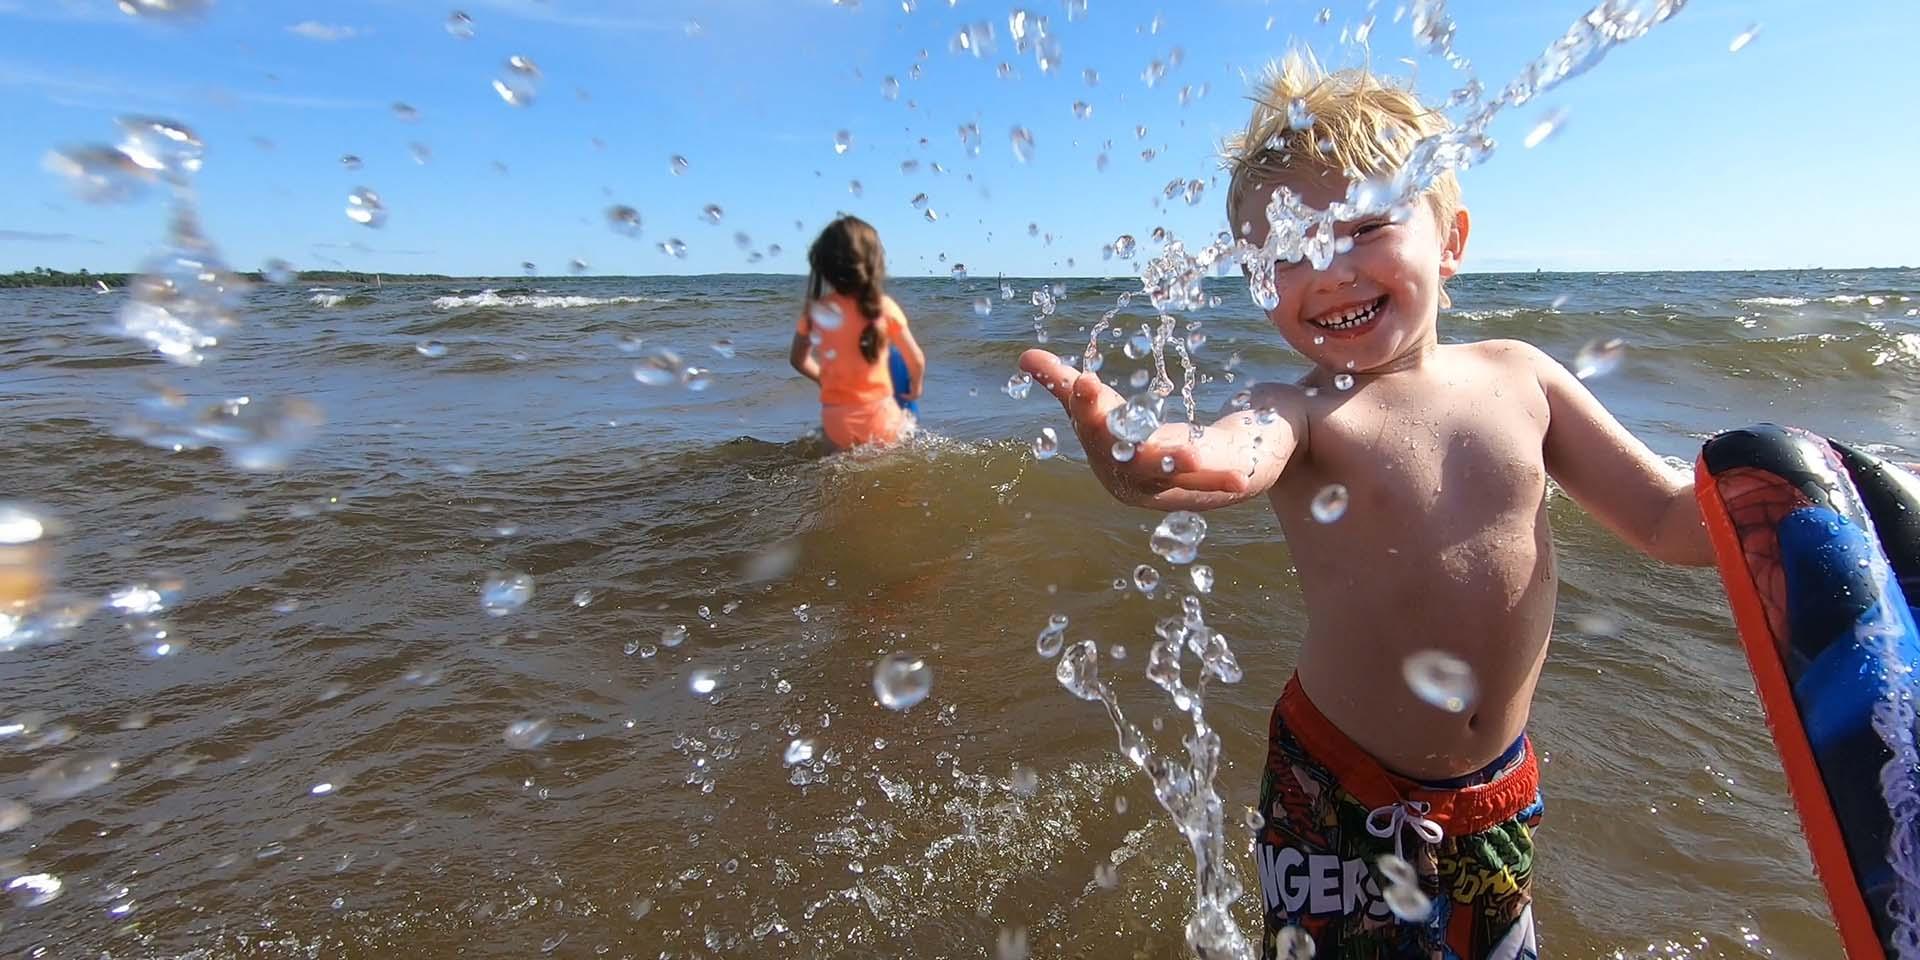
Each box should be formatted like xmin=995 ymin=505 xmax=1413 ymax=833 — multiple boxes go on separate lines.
xmin=1737 ymin=296 xmax=1811 ymax=307
xmin=309 ymin=293 xmax=347 ymax=308
xmin=430 ymin=290 xmax=674 ymax=311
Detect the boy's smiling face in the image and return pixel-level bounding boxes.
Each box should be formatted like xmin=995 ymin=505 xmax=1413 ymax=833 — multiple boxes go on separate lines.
xmin=1232 ymin=168 xmax=1470 ymax=376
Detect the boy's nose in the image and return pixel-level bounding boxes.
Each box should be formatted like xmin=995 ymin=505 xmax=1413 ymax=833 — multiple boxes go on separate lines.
xmin=1309 ymin=256 xmax=1359 ymax=293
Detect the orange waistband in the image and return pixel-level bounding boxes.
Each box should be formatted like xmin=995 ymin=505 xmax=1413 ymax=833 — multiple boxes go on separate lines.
xmin=1276 ymin=675 xmax=1540 ymax=836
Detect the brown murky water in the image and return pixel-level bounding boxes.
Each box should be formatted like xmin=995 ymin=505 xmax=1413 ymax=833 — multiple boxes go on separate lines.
xmin=6 ymin=271 xmax=1918 ymax=957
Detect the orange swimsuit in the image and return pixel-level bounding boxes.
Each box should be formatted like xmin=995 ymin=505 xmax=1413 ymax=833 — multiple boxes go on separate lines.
xmin=797 ymin=293 xmax=915 ymax=448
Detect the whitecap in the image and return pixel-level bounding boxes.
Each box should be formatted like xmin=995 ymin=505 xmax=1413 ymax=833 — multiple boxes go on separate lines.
xmin=308 ymin=293 xmax=346 ymax=308
xmin=1736 ymin=296 xmax=1809 ymax=307
xmin=430 ymin=291 xmax=672 ymax=311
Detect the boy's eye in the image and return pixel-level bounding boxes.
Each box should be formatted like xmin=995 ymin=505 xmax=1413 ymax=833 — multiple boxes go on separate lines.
xmin=1352 ymin=220 xmax=1387 ymax=238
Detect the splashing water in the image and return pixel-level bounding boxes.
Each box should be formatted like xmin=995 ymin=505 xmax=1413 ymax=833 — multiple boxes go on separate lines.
xmin=115 ymin=209 xmax=243 ymax=366
xmin=873 ymin=652 xmax=932 ymax=710
xmin=1309 ymin=484 xmax=1350 ymax=523
xmin=503 ymin=719 xmax=554 ymax=750
xmin=1047 ymin=518 xmax=1255 ymax=959
xmin=345 ymin=188 xmax=386 ymax=227
xmin=1031 ymin=427 xmax=1058 ymax=459
xmin=1573 ymin=337 xmax=1626 ymax=380
xmin=480 ymin=572 xmax=534 ymax=617
xmin=1401 ymin=650 xmax=1477 ymax=713
xmin=493 ymin=56 xmax=541 ymax=106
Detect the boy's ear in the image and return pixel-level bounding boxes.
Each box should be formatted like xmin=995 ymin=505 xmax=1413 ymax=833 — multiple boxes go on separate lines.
xmin=1438 ymin=207 xmax=1470 ymax=279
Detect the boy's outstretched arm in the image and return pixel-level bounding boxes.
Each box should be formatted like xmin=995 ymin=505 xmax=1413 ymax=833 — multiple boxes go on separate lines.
xmin=1019 ymin=350 xmax=1305 ymax=512
xmin=1526 ymin=342 xmax=1715 ymax=566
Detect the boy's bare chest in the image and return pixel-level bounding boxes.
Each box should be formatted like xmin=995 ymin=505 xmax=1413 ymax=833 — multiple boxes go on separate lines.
xmin=1293 ymin=378 xmax=1550 ymax=516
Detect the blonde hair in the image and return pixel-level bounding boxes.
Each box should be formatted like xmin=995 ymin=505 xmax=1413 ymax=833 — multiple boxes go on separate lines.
xmin=1224 ymin=50 xmax=1460 ymax=230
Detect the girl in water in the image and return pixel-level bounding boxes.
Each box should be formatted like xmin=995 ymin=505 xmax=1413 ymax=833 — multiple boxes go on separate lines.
xmin=790 ymin=216 xmax=927 ymax=450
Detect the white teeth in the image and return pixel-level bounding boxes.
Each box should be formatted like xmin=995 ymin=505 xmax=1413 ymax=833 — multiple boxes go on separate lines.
xmin=1312 ymin=298 xmax=1382 ymax=330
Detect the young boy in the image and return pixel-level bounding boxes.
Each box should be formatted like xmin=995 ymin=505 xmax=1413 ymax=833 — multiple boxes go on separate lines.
xmin=1020 ymin=53 xmax=1716 ymax=959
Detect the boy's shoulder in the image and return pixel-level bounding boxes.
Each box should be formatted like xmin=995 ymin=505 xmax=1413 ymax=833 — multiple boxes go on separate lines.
xmin=1449 ymin=337 xmax=1551 ymax=364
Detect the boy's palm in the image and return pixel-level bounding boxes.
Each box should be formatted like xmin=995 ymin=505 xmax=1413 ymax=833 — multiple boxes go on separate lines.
xmin=1018 ymin=350 xmax=1240 ymax=497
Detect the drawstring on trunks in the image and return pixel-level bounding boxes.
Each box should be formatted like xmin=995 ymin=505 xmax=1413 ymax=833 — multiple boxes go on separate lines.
xmin=1365 ymin=799 xmax=1444 ymax=860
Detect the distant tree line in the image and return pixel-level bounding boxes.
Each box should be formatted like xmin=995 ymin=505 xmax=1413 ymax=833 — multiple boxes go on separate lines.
xmin=0 ymin=267 xmax=456 ymax=288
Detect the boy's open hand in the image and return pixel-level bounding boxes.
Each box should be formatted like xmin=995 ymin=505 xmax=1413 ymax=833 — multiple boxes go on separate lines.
xmin=1018 ymin=349 xmax=1264 ymax=503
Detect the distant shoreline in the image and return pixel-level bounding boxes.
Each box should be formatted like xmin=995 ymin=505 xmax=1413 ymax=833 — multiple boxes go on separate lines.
xmin=3 ymin=265 xmax=1911 ymax=289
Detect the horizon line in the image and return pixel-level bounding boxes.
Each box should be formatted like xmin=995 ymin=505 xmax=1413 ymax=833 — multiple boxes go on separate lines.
xmin=3 ymin=264 xmax=1915 ymax=283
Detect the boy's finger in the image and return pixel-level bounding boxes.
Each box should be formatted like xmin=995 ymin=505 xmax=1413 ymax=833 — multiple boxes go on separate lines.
xmin=1018 ymin=349 xmax=1077 ymax=403
xmin=1069 ymin=364 xmax=1118 ymax=426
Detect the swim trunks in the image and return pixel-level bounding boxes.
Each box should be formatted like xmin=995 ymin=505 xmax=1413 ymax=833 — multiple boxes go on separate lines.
xmin=1255 ymin=676 xmax=1543 ymax=960
xmin=821 ymin=395 xmax=909 ymax=449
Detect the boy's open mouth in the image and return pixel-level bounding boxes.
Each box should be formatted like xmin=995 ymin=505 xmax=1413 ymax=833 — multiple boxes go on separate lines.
xmin=1307 ymin=295 xmax=1387 ymax=334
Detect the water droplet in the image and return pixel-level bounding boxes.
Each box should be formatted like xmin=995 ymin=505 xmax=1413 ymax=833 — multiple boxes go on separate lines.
xmin=1729 ymin=23 xmax=1760 ymax=53
xmin=873 ymin=652 xmax=932 ymax=710
xmin=1110 ymin=440 xmax=1135 ymax=462
xmin=972 ymin=297 xmax=992 ymax=318
xmin=1402 ymin=650 xmax=1477 ymax=713
xmin=881 ymin=75 xmax=900 ymax=100
xmin=1031 ymin=427 xmax=1058 ymax=459
xmin=6 ymin=873 xmax=62 ymax=908
xmin=698 ymin=203 xmax=724 ymax=226
xmin=415 ymin=339 xmax=448 ymax=359
xmin=669 ymin=155 xmax=690 ymax=176
xmin=1573 ymin=337 xmax=1626 ymax=380
xmin=1573 ymin=613 xmax=1620 ymax=637
xmin=1072 ymin=100 xmax=1093 ymax=120
xmin=997 ymin=926 xmax=1029 ymax=960
xmin=632 ymin=347 xmax=684 ymax=385
xmin=108 ymin=583 xmax=168 ymax=615
xmin=659 ymin=238 xmax=688 ymax=259
xmin=29 ymin=753 xmax=120 ymax=800
xmin=847 ymin=179 xmax=863 ymax=197
xmin=1056 ymin=639 xmax=1103 ymax=701
xmin=1333 ymin=373 xmax=1354 ymax=391
xmin=1004 ymin=372 xmax=1034 ymax=399
xmin=689 ymin=668 xmax=720 ymax=696
xmin=1384 ymin=881 xmax=1431 ymax=921
xmin=1105 ymin=394 xmax=1160 ymax=442
xmin=1272 ymin=925 xmax=1318 ymax=960
xmin=408 ymin=141 xmax=432 ymax=164
xmin=949 ymin=263 xmax=968 ymax=280
xmin=339 ymin=154 xmax=363 ymax=171
xmin=115 ymin=115 xmax=203 ymax=182
xmin=833 ymin=130 xmax=853 ymax=155
xmin=607 ymin=205 xmax=641 ymax=237
xmin=909 ymin=192 xmax=929 ymax=210
xmin=1523 ymin=107 xmax=1569 ymax=149
xmin=1151 ymin=512 xmax=1207 ymax=564
xmin=480 ymin=572 xmax=533 ymax=617
xmin=783 ymin=738 xmax=816 ymax=765
xmin=445 ymin=10 xmax=475 ymax=38
xmin=1112 ymin=234 xmax=1137 ymax=258
xmin=1036 ymin=613 xmax=1069 ymax=658
xmin=345 ymin=187 xmax=386 ymax=227
xmin=1160 ymin=454 xmax=1176 ymax=473
xmin=1376 ymin=853 xmax=1416 ymax=889
xmin=662 ymin=624 xmax=688 ymax=647
xmin=1133 ymin=564 xmax=1160 ymax=595
xmin=1190 ymin=565 xmax=1214 ymax=593
xmin=43 ymin=145 xmax=153 ymax=204
xmin=492 ymin=55 xmax=540 ymax=106
xmin=1009 ymin=126 xmax=1036 ymax=163
xmin=1310 ymin=484 xmax=1349 ymax=523
xmin=569 ymin=589 xmax=595 ymax=609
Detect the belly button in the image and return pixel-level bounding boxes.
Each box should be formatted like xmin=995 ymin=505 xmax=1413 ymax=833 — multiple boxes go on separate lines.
xmin=1466 ymin=713 xmax=1480 ymax=730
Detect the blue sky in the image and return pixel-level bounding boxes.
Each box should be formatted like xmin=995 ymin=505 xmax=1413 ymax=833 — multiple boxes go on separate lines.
xmin=0 ymin=0 xmax=1915 ymax=277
